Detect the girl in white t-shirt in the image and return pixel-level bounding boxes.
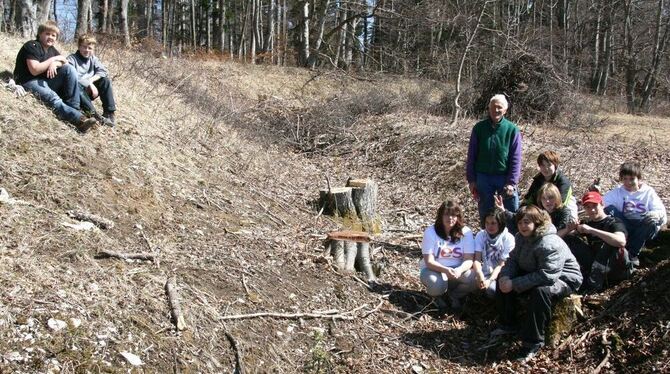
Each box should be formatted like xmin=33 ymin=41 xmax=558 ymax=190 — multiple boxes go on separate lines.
xmin=473 ymin=208 xmax=515 ymax=298
xmin=420 ymin=200 xmax=477 ymax=311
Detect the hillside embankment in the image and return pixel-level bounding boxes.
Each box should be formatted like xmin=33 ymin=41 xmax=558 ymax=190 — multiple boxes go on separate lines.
xmin=1 ymin=33 xmax=669 ymax=372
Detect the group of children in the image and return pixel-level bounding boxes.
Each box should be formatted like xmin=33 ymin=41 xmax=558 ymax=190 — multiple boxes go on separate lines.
xmin=421 ymin=96 xmax=668 ymax=362
xmin=12 ymin=21 xmax=117 ymax=132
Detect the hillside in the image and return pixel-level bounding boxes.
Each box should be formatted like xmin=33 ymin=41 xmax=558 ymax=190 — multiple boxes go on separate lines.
xmin=1 ymin=33 xmax=670 ymax=373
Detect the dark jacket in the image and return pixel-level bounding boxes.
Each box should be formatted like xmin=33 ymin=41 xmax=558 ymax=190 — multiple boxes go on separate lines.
xmin=501 ymin=224 xmax=582 ymax=293
xmin=524 ymin=169 xmax=573 ymax=207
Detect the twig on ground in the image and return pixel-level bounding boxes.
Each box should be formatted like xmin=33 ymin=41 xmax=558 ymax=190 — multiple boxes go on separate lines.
xmin=225 ymin=331 xmax=245 ymax=374
xmin=96 ymin=250 xmax=156 ymax=261
xmin=67 ymin=210 xmax=115 ymax=229
xmin=593 ymin=349 xmax=611 ymax=374
xmin=165 ymin=275 xmax=187 ymax=330
xmin=220 ymin=302 xmax=378 ymax=321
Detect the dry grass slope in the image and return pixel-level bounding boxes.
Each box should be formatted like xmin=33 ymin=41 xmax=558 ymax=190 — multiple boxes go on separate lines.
xmin=1 ymin=32 xmax=669 ymax=373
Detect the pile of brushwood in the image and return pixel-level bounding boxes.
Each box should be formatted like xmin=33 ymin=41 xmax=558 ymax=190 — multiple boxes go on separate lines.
xmin=471 ymin=52 xmax=573 ymax=123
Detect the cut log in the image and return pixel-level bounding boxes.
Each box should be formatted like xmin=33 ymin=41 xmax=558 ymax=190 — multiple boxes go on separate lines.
xmin=355 ymin=242 xmax=376 ymax=282
xmin=165 ymin=276 xmax=187 ymax=331
xmin=67 ymin=210 xmax=115 ymax=230
xmin=330 ymin=240 xmax=345 ymax=271
xmin=326 ymin=232 xmax=378 ymax=282
xmin=346 ymin=179 xmax=381 ymax=233
xmin=318 ymin=187 xmax=357 ymax=219
xmin=343 ymin=241 xmax=357 ymax=273
xmin=327 ymin=230 xmax=371 ymax=243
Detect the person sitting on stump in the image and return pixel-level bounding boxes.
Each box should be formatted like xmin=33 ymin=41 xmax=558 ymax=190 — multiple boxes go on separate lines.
xmin=492 ymin=205 xmax=582 ymax=362
xmin=67 ymin=34 xmax=117 ymax=126
xmin=602 ymin=161 xmax=667 ymax=266
xmin=419 ymin=200 xmax=477 ymax=314
xmin=13 ymin=21 xmax=97 ymax=132
xmin=564 ymin=191 xmax=632 ymax=294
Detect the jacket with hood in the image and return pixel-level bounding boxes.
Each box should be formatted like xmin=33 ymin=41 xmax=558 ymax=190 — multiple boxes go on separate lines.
xmin=500 ymin=223 xmax=582 ymax=293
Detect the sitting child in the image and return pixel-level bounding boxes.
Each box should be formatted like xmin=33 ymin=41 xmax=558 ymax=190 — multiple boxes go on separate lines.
xmin=536 ymin=183 xmax=573 ymax=237
xmin=492 ymin=205 xmax=582 ymax=362
xmin=603 ymin=161 xmax=667 ymax=266
xmin=564 ymin=191 xmax=632 ymax=294
xmin=419 ymin=200 xmax=477 ymax=313
xmin=473 ymin=208 xmax=515 ymax=298
xmin=13 ymin=21 xmax=97 ymax=132
xmin=67 ymin=34 xmax=117 ymax=126
xmin=524 ymin=151 xmax=578 ymax=220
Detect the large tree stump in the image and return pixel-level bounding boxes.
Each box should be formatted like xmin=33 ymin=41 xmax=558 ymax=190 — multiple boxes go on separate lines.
xmin=318 ymin=178 xmax=381 ymax=233
xmin=318 ymin=187 xmax=359 ymax=224
xmin=326 ymin=231 xmax=376 ymax=282
xmin=547 ymin=294 xmax=583 ymax=347
xmin=346 ymin=179 xmax=382 ymax=234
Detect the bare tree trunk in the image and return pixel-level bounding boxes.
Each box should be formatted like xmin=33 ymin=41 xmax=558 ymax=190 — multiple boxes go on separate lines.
xmin=300 ymin=1 xmax=310 ymax=66
xmin=75 ymin=0 xmax=91 ymax=38
xmin=251 ymin=0 xmax=256 ymax=63
xmin=451 ymin=1 xmax=491 ymax=125
xmin=639 ymin=0 xmax=669 ymax=112
xmin=623 ymin=0 xmax=636 ymax=113
xmin=267 ymin=0 xmax=275 ymax=62
xmin=120 ymin=0 xmax=130 ymax=46
xmin=15 ymin=0 xmax=37 ymax=38
xmin=35 ymin=0 xmax=50 ymax=24
xmin=0 ymin=0 xmax=5 ymax=31
xmin=309 ymin=0 xmax=329 ymax=68
xmin=190 ymin=0 xmax=196 ymax=46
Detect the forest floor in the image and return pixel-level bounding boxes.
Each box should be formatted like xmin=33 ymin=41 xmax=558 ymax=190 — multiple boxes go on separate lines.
xmin=0 ymin=33 xmax=669 ymax=373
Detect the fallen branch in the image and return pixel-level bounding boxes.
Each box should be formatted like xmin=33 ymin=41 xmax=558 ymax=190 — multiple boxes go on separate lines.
xmin=593 ymin=349 xmax=611 ymax=374
xmin=67 ymin=210 xmax=115 ymax=229
xmin=96 ymin=250 xmax=155 ymax=261
xmin=220 ymin=302 xmax=376 ymax=321
xmin=165 ymin=276 xmax=187 ymax=330
xmin=225 ymin=331 xmax=245 ymax=374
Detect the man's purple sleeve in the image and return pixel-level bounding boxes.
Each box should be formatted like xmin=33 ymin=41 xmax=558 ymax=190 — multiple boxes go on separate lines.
xmin=466 ymin=130 xmax=478 ymax=183
xmin=506 ymin=130 xmax=522 ymax=185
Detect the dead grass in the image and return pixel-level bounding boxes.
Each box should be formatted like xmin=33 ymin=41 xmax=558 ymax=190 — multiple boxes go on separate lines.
xmin=1 ymin=31 xmax=669 ymax=373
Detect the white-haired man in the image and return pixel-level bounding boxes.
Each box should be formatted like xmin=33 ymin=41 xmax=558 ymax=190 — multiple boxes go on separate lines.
xmin=466 ymin=94 xmax=522 ymax=224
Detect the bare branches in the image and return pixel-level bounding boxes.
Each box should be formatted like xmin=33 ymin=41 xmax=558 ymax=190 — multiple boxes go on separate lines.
xmin=220 ymin=300 xmax=383 ymax=321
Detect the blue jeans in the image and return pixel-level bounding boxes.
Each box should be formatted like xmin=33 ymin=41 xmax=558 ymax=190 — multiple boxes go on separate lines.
xmin=22 ymin=64 xmax=83 ymax=124
xmin=476 ymin=172 xmax=519 ymax=223
xmin=605 ymin=206 xmax=661 ymax=258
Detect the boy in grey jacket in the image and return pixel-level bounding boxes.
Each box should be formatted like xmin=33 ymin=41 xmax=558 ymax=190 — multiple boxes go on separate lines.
xmin=67 ymin=34 xmax=116 ymax=126
xmin=493 ymin=205 xmax=582 ymax=362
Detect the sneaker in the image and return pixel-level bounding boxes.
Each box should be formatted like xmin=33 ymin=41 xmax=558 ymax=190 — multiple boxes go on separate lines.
xmin=76 ymin=116 xmax=97 ymax=133
xmin=517 ymin=342 xmax=543 ymax=362
xmin=630 ymin=256 xmax=640 ymax=267
xmin=102 ymin=111 xmax=116 ymax=126
xmin=432 ymin=297 xmax=448 ymax=315
xmin=94 ymin=112 xmax=114 ymax=127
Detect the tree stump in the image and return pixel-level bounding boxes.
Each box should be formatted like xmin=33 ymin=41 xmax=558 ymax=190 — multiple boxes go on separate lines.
xmin=318 ymin=187 xmax=359 ymax=225
xmin=318 ymin=178 xmax=381 ymax=233
xmin=346 ymin=178 xmax=382 ymax=234
xmin=326 ymin=231 xmax=376 ymax=282
xmin=547 ymin=294 xmax=583 ymax=347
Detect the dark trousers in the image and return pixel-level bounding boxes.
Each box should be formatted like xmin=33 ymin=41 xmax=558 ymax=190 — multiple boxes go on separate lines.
xmin=564 ymin=234 xmax=632 ymax=292
xmin=79 ymin=76 xmax=116 ymax=115
xmin=496 ymin=280 xmax=572 ymax=345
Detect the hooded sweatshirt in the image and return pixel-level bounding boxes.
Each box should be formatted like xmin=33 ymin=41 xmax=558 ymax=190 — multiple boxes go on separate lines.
xmin=500 ymin=224 xmax=582 ymax=293
xmin=603 ymin=183 xmax=667 ymax=225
